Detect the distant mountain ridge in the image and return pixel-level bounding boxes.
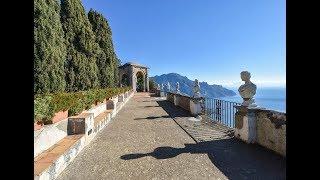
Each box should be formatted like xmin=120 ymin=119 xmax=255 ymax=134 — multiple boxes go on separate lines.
xmin=150 ymin=73 xmax=236 ymax=98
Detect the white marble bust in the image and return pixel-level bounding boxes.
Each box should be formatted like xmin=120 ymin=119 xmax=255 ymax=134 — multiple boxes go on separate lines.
xmin=176 ymin=82 xmax=180 ymax=93
xmin=238 ymin=71 xmax=257 ymax=107
xmin=167 ymin=82 xmax=171 ymax=92
xmin=193 ymin=79 xmax=201 ymax=98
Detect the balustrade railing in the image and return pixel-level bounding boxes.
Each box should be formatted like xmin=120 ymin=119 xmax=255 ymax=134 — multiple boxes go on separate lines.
xmin=204 ymin=98 xmax=241 ymax=128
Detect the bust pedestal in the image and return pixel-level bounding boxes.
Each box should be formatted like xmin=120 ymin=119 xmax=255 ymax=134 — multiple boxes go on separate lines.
xmin=234 ymin=106 xmax=257 ymax=143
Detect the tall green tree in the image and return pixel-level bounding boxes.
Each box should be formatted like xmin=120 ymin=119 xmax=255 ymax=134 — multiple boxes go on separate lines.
xmin=88 ymin=9 xmax=119 ymax=87
xmin=60 ymin=0 xmax=100 ymax=91
xmin=34 ymin=0 xmax=66 ymax=94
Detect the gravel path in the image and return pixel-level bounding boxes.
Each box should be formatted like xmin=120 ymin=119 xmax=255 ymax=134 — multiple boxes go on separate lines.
xmin=56 ymin=93 xmax=227 ymax=180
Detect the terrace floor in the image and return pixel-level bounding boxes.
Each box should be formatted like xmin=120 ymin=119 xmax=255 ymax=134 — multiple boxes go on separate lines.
xmin=56 ymin=92 xmax=286 ymax=180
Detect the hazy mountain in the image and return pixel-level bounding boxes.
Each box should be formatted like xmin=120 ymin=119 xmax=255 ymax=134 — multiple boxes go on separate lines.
xmin=150 ymin=73 xmax=236 ymax=98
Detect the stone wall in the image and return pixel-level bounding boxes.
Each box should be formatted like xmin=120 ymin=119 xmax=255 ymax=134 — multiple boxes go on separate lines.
xmin=165 ymin=92 xmax=203 ymax=117
xmin=256 ymin=110 xmax=286 ymax=156
xmin=167 ymin=92 xmax=175 ymax=103
xmin=234 ymin=106 xmax=286 ymax=157
xmin=176 ymin=94 xmax=190 ymax=111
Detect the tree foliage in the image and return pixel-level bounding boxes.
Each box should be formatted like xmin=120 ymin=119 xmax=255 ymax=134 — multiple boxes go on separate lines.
xmin=60 ymin=0 xmax=100 ymax=91
xmin=34 ymin=0 xmax=66 ymax=94
xmin=35 ymin=0 xmax=122 ymax=94
xmin=88 ymin=9 xmax=120 ymax=87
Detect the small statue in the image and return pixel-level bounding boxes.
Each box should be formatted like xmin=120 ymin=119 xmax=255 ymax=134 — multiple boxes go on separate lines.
xmin=193 ymin=79 xmax=201 ymax=98
xmin=157 ymin=84 xmax=160 ymax=90
xmin=161 ymin=83 xmax=164 ymax=90
xmin=167 ymin=82 xmax=171 ymax=92
xmin=238 ymin=71 xmax=257 ymax=107
xmin=176 ymin=82 xmax=180 ymax=93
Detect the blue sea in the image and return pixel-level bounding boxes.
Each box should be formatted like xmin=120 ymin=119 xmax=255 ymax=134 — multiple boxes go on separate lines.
xmin=219 ymin=87 xmax=286 ymax=113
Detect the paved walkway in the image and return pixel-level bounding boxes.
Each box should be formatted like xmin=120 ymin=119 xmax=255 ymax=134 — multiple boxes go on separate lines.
xmin=57 ymin=93 xmax=285 ymax=180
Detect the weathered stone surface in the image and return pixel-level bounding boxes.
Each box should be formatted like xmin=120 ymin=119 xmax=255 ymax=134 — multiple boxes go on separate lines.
xmin=34 ymin=119 xmax=68 ymax=158
xmin=68 ymin=113 xmax=94 ymax=136
xmin=118 ymin=94 xmax=124 ymax=102
xmin=256 ymin=111 xmax=286 ymax=156
xmin=234 ymin=106 xmax=257 ymax=143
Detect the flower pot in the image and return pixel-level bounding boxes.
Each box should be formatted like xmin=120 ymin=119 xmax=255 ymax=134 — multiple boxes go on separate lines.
xmin=34 ymin=121 xmax=43 ymax=131
xmin=51 ymin=110 xmax=69 ymax=123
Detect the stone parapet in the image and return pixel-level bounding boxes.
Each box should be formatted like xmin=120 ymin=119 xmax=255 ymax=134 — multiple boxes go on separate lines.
xmin=166 ymin=92 xmax=204 ymax=117
xmin=234 ymin=105 xmax=286 ymax=156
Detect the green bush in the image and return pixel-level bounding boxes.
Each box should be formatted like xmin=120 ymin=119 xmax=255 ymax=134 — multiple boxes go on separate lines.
xmin=34 ymin=87 xmax=132 ymax=123
xmin=34 ymin=95 xmax=54 ymax=123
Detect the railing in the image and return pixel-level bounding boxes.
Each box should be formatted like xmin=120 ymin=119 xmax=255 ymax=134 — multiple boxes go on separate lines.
xmin=204 ymin=98 xmax=241 ymax=128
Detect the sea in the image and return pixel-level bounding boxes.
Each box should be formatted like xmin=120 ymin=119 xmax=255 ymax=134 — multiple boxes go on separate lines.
xmin=218 ymin=87 xmax=286 ymax=113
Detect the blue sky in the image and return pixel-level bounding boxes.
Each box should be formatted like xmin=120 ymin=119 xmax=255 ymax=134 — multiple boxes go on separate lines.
xmin=82 ymin=0 xmax=286 ymax=87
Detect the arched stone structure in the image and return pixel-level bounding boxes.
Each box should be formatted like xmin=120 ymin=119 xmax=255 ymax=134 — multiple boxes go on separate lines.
xmin=118 ymin=62 xmax=149 ymax=92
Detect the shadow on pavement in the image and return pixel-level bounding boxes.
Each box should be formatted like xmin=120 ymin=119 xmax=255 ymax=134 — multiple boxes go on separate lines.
xmin=121 ymin=99 xmax=286 ymax=180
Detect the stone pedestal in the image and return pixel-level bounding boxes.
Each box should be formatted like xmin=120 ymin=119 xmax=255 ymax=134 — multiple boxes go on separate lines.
xmin=234 ymin=106 xmax=257 ymax=143
xmin=118 ymin=94 xmax=124 ymax=102
xmin=160 ymin=91 xmax=165 ymax=97
xmin=174 ymin=95 xmax=179 ymax=106
xmin=190 ymin=100 xmax=202 ymax=116
xmin=106 ymin=100 xmax=115 ymax=110
xmin=68 ymin=113 xmax=94 ymax=137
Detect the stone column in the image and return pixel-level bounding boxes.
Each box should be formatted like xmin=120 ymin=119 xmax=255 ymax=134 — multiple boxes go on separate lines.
xmin=174 ymin=94 xmax=179 ymax=106
xmin=132 ymin=75 xmax=137 ymax=92
xmin=146 ymin=73 xmax=149 ymax=92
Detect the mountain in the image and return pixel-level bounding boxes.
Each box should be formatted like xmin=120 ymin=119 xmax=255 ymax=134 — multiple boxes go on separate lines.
xmin=150 ymin=73 xmax=236 ymax=98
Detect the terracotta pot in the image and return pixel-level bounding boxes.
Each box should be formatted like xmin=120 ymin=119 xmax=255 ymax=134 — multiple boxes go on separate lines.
xmin=34 ymin=121 xmax=43 ymax=131
xmin=51 ymin=110 xmax=69 ymax=123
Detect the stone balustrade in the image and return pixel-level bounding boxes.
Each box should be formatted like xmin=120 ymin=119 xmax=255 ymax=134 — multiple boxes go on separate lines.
xmin=234 ymin=106 xmax=286 ymax=156
xmin=166 ymin=92 xmax=204 ymax=117
xmin=162 ymin=91 xmax=286 ymax=157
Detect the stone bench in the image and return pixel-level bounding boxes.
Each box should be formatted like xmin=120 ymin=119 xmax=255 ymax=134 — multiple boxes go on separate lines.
xmin=34 ymin=134 xmax=85 ymax=180
xmin=34 ymin=90 xmax=134 ymax=180
xmin=93 ymin=110 xmax=112 ymax=133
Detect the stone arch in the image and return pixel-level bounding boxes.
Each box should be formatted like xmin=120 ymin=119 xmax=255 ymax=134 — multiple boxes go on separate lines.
xmin=118 ymin=62 xmax=149 ymax=92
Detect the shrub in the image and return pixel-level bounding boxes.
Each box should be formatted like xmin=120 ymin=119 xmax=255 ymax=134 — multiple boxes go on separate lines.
xmin=34 ymin=86 xmax=132 ymax=123
xmin=34 ymin=95 xmax=54 ymax=124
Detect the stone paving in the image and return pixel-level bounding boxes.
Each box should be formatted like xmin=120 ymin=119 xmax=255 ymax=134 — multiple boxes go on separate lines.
xmin=56 ymin=92 xmax=286 ymax=180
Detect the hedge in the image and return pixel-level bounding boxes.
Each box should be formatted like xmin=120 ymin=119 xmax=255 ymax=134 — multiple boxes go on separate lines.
xmin=34 ymin=87 xmax=132 ymax=124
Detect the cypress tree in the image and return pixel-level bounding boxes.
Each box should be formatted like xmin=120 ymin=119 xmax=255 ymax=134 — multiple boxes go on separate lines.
xmin=88 ymin=9 xmax=119 ymax=87
xmin=34 ymin=0 xmax=66 ymax=94
xmin=60 ymin=0 xmax=100 ymax=91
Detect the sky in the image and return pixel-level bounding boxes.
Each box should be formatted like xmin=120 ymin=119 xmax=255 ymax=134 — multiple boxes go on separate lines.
xmin=82 ymin=0 xmax=286 ymax=88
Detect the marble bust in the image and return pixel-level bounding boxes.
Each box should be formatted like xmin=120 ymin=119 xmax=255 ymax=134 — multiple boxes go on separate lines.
xmin=193 ymin=79 xmax=201 ymax=98
xmin=167 ymin=82 xmax=171 ymax=92
xmin=238 ymin=71 xmax=257 ymax=107
xmin=176 ymin=82 xmax=180 ymax=93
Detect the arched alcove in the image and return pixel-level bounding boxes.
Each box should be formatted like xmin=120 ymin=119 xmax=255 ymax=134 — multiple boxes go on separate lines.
xmin=136 ymin=71 xmax=144 ymax=92
xmin=118 ymin=62 xmax=149 ymax=92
